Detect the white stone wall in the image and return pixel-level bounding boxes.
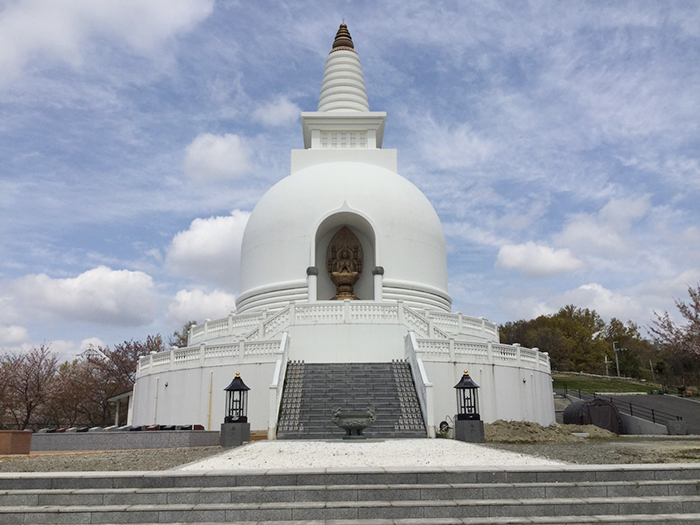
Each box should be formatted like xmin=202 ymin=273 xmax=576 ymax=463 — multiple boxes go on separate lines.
xmin=131 ymin=361 xmax=277 ymax=432
xmin=422 ymin=360 xmax=555 ymax=427
xmin=133 ymin=311 xmax=555 ymax=434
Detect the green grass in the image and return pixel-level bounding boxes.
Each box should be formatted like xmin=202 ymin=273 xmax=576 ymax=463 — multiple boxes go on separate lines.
xmin=553 ymin=373 xmax=662 ymax=394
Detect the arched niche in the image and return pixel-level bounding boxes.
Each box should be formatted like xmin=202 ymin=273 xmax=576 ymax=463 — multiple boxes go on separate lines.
xmin=314 ymin=212 xmax=376 ymax=301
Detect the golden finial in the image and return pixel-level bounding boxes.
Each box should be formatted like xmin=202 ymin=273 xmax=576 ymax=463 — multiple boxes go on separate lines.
xmin=332 ymin=23 xmax=354 ymax=50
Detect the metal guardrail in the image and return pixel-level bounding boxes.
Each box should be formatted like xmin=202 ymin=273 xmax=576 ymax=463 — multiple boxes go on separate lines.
xmin=562 ymin=387 xmax=683 ymax=426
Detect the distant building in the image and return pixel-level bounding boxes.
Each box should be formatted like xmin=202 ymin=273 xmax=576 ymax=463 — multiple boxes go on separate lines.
xmin=131 ymin=24 xmax=555 ymax=436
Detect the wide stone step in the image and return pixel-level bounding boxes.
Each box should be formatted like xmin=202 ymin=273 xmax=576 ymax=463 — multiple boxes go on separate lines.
xmin=3 ymin=467 xmax=700 ymax=523
xmin=37 ymin=517 xmax=700 ymax=525
xmin=3 ymin=465 xmax=700 ymax=490
xmin=3 ymin=495 xmax=700 ymax=522
xmin=3 ymin=479 xmax=699 ymax=507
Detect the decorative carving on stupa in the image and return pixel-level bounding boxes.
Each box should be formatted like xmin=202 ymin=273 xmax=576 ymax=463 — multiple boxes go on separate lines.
xmin=326 ymin=226 xmax=363 ymax=300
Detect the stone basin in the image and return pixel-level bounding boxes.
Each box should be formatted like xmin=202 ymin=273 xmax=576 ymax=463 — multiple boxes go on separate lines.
xmin=331 ymin=407 xmax=376 ymax=439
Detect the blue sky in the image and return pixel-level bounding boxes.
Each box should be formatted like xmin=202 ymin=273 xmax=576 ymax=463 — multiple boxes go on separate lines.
xmin=1 ymin=1 xmax=699 ymax=358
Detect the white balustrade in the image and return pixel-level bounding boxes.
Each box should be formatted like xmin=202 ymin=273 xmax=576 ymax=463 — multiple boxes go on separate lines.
xmin=151 ymin=353 xmax=170 ymax=367
xmin=204 ymin=343 xmax=238 ymax=360
xmin=410 ymin=338 xmax=549 ymax=373
xmin=405 ymin=332 xmax=434 ymax=437
xmin=244 ymin=341 xmax=283 ymax=358
xmin=295 ymin=303 xmax=345 ymax=322
xmin=492 ymin=343 xmax=519 ymax=361
xmin=173 ymin=347 xmax=200 ymax=365
xmin=349 ymin=303 xmax=399 ymax=321
xmin=430 ymin=312 xmax=459 ymax=329
xmin=186 ymin=301 xmax=500 ymax=346
xmin=454 ymin=342 xmax=489 ymax=358
xmin=136 ymin=336 xmax=287 ymax=378
xmin=261 ymin=306 xmax=291 ymax=337
xmin=267 ymin=333 xmax=290 ymax=440
xmin=402 ymin=305 xmax=430 ymax=335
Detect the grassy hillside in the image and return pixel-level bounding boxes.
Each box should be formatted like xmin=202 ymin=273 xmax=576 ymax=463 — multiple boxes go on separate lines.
xmin=553 ymin=373 xmax=662 ymax=394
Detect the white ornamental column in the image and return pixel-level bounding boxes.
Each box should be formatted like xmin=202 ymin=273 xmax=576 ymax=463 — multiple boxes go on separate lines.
xmin=372 ymin=266 xmax=384 ymax=301
xmin=307 ymin=266 xmax=318 ymax=302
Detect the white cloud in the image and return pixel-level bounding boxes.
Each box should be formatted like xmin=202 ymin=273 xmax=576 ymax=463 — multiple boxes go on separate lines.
xmin=11 ymin=266 xmax=157 ymax=326
xmin=0 ymin=0 xmax=213 ymax=86
xmin=253 ymin=96 xmax=300 ymax=126
xmin=184 ymin=133 xmax=253 ymax=181
xmin=166 ymin=289 xmax=237 ymax=327
xmin=555 ymin=195 xmax=650 ymax=257
xmin=598 ymin=195 xmax=650 ymax=230
xmin=165 ymin=210 xmax=250 ymax=290
xmin=418 ymin=116 xmax=496 ymax=171
xmin=80 ymin=337 xmax=106 ymax=351
xmin=496 ymin=242 xmax=583 ymax=278
xmin=0 ymin=325 xmax=30 ymax=346
xmin=556 ymin=217 xmax=626 ymax=257
xmin=554 ymin=283 xmax=646 ymax=322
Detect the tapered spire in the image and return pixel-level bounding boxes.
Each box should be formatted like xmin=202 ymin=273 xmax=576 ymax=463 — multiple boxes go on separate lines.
xmin=317 ymin=23 xmax=370 ymax=112
xmin=332 ymin=23 xmax=355 ymax=51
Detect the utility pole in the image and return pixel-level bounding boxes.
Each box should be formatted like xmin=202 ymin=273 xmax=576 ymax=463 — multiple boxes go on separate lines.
xmin=613 ymin=341 xmax=620 ymax=378
xmin=650 ymin=359 xmax=655 ymax=383
xmin=604 ymin=355 xmax=610 ymax=376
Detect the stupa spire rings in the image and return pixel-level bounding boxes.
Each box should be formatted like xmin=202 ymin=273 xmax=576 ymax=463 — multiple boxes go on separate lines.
xmin=331 ymin=22 xmax=355 ymax=53
xmin=317 ymin=23 xmax=370 ymax=112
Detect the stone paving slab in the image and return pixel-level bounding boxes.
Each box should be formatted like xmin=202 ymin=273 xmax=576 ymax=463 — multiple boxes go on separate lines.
xmin=65 ymin=516 xmax=700 ymax=524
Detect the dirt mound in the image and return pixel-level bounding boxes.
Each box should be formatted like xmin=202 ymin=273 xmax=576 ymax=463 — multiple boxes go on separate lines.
xmin=484 ymin=420 xmax=618 ymax=444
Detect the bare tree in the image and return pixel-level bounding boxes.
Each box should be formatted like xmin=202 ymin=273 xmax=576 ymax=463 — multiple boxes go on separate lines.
xmin=650 ymin=285 xmax=700 ymax=388
xmin=168 ymin=321 xmax=197 ymax=348
xmin=3 ymin=345 xmax=58 ymax=430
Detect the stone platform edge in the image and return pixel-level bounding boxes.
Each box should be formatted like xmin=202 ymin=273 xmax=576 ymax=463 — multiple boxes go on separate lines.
xmin=2 ymin=462 xmax=700 ymax=480
xmin=30 ymin=430 xmax=220 ymax=451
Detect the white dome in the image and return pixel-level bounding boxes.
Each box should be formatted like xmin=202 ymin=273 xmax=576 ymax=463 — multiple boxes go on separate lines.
xmin=237 ymin=162 xmax=450 ymax=313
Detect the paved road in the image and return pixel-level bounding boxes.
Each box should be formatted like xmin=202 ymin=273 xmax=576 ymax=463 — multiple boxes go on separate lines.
xmin=609 ymin=394 xmax=700 ymax=434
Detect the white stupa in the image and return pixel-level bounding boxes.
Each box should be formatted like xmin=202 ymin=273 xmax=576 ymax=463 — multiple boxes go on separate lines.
xmin=131 ymin=25 xmax=555 ymax=436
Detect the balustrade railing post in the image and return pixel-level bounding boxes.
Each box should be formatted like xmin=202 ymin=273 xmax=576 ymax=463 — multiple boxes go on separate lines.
xmin=487 ymin=341 xmax=493 ymax=363
xmin=199 ymin=344 xmax=206 ymax=366
xmin=238 ymin=341 xmax=245 ymax=364
xmin=448 ymin=338 xmax=455 ymax=362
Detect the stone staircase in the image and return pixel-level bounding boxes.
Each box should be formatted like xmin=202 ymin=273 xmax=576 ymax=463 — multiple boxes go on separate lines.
xmin=2 ymin=464 xmax=700 ymax=523
xmin=276 ymin=360 xmax=426 ymax=439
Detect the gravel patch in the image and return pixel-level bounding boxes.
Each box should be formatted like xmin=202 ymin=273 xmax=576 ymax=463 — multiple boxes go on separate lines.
xmin=179 ymin=439 xmax=565 ymax=470
xmin=487 ymin=439 xmax=700 ymax=464
xmin=0 ymin=447 xmax=220 ymax=472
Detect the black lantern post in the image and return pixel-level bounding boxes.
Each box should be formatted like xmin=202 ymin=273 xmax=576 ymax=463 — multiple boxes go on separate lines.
xmin=224 ymin=372 xmax=250 ymax=423
xmin=221 ymin=372 xmax=251 ymax=446
xmin=453 ymin=370 xmax=484 ymax=442
xmin=454 ymin=370 xmax=480 ymax=420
